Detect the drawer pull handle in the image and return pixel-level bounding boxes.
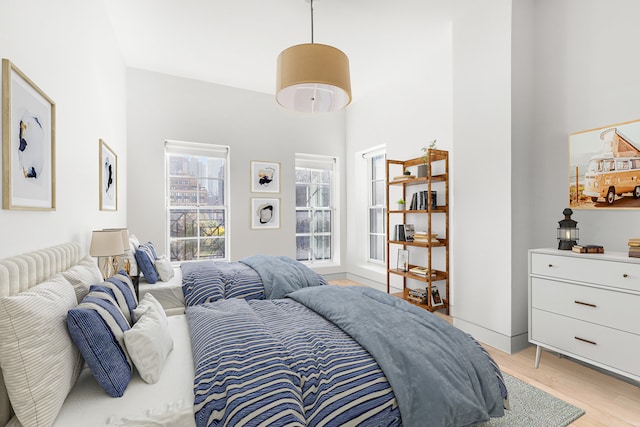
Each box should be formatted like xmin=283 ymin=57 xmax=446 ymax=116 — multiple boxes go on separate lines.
xmin=575 ymin=336 xmax=597 ymax=346
xmin=574 ymin=300 xmax=596 ymax=308
xmin=548 ymin=264 xmax=553 ymax=268
xmin=623 ymin=274 xmax=628 ymax=278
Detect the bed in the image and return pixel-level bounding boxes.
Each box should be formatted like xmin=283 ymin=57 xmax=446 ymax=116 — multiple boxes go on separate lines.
xmin=0 ymin=243 xmax=508 ymax=427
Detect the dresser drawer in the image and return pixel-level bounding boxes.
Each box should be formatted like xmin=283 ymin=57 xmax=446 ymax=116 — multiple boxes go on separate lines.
xmin=531 ymin=309 xmax=640 ymax=378
xmin=531 ymin=277 xmax=640 ymax=335
xmin=531 ymin=252 xmax=640 ymax=292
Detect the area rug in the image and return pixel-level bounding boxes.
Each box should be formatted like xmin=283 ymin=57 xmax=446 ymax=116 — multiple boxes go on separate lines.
xmin=480 ymin=373 xmax=585 ymax=426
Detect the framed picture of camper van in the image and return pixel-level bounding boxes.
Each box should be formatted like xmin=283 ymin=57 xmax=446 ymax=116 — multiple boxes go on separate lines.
xmin=568 ymin=118 xmax=640 ymax=210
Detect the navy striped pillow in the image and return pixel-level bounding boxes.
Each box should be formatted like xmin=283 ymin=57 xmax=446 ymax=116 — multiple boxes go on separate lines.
xmin=67 ymin=290 xmax=132 ymax=397
xmin=104 ymin=272 xmax=138 ymax=323
xmin=135 ymin=243 xmax=158 ymax=283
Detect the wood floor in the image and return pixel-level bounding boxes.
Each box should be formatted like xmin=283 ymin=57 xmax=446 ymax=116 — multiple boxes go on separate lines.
xmin=328 ymin=279 xmax=640 ymax=426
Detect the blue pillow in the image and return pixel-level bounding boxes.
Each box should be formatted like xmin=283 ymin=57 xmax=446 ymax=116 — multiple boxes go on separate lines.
xmin=135 ymin=243 xmax=158 ymax=284
xmin=67 ymin=291 xmax=132 ymax=397
xmin=105 ymin=271 xmax=138 ymax=323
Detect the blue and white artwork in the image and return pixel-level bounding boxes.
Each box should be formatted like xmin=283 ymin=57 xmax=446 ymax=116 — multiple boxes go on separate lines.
xmin=100 ymin=140 xmax=117 ymax=210
xmin=3 ymin=59 xmax=55 ymax=210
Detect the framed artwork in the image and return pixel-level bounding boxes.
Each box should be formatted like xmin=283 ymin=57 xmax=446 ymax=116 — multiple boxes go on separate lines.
xmin=569 ymin=118 xmax=640 ymax=209
xmin=431 ymin=285 xmax=444 ymax=307
xmin=250 ymin=161 xmax=280 ymax=193
xmin=99 ymin=139 xmax=117 ymax=211
xmin=397 ymin=249 xmax=409 ymax=272
xmin=2 ymin=58 xmax=56 ymax=210
xmin=251 ymin=197 xmax=280 ymax=229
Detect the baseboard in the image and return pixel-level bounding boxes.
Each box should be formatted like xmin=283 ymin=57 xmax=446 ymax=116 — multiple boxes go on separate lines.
xmin=453 ymin=318 xmax=529 ymax=354
xmin=344 ymin=272 xmax=386 ymax=293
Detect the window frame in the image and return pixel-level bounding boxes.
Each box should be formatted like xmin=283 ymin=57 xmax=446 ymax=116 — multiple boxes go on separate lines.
xmin=295 ymin=153 xmax=337 ymax=264
xmin=164 ymin=140 xmax=230 ymax=262
xmin=365 ymin=148 xmax=386 ymax=265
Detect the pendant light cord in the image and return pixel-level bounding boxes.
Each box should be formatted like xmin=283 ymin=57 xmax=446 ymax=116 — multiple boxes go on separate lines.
xmin=310 ymin=0 xmax=315 ymax=44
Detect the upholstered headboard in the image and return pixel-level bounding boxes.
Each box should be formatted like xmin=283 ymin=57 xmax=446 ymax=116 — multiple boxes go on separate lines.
xmin=0 ymin=242 xmax=82 ymax=426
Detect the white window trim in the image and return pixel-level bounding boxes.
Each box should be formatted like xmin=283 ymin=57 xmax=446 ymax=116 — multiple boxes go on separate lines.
xmin=295 ymin=153 xmax=339 ymax=265
xmin=164 ymin=140 xmax=230 ymax=262
xmin=364 ymin=146 xmax=386 ymax=265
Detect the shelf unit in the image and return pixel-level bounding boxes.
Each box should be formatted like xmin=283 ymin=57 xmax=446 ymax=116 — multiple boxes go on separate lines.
xmin=386 ymin=149 xmax=449 ymax=314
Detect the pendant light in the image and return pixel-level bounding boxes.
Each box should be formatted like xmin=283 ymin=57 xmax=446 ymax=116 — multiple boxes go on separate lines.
xmin=276 ymin=0 xmax=352 ymax=113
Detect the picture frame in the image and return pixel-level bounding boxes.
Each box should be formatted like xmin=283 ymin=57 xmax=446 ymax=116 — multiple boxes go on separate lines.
xmin=251 ymin=161 xmax=280 ymax=193
xmin=99 ymin=139 xmax=117 ymax=211
xmin=251 ymin=197 xmax=280 ymax=229
xmin=431 ymin=285 xmax=444 ymax=307
xmin=2 ymin=58 xmax=56 ymax=210
xmin=568 ymin=118 xmax=640 ymax=210
xmin=397 ymin=249 xmax=409 ymax=272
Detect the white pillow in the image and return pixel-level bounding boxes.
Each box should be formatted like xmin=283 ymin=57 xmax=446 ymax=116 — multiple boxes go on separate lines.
xmin=155 ymin=255 xmax=175 ymax=282
xmin=127 ymin=235 xmax=140 ymax=276
xmin=132 ymin=292 xmax=167 ymax=324
xmin=0 ymin=275 xmax=83 ymax=427
xmin=124 ymin=308 xmax=174 ymax=384
xmin=60 ymin=255 xmax=103 ymax=303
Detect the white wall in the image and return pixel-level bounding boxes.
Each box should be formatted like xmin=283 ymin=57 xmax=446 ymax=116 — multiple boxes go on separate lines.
xmin=531 ymin=0 xmax=640 ymax=252
xmin=0 ymin=0 xmax=127 ymax=258
xmin=126 ymin=69 xmax=346 ymax=273
xmin=450 ymin=0 xmax=518 ymax=351
xmin=345 ymin=21 xmax=454 ymax=289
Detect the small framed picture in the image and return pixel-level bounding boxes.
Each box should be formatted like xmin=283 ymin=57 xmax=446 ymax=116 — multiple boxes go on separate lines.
xmin=431 ymin=285 xmax=444 ymax=307
xmin=99 ymin=139 xmax=117 ymax=211
xmin=251 ymin=197 xmax=280 ymax=229
xmin=397 ymin=249 xmax=409 ymax=272
xmin=251 ymin=161 xmax=280 ymax=193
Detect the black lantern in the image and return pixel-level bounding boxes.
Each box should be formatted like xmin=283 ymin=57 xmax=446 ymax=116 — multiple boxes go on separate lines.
xmin=557 ymin=208 xmax=579 ymax=250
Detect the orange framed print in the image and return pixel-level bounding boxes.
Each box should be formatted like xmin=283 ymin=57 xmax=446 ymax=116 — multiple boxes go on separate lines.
xmin=569 ymin=118 xmax=640 ymax=209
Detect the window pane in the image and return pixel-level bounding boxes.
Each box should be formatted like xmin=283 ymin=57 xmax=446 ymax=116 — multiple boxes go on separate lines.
xmin=372 ymin=181 xmax=385 ymax=206
xmin=296 ymin=183 xmax=310 ymax=207
xmin=170 ymin=209 xmax=198 ymax=238
xmin=198 ymin=237 xmax=225 ymax=259
xmin=296 ymin=210 xmax=311 ymax=233
xmin=199 ymin=209 xmax=225 ymax=237
xmin=369 ymin=208 xmax=384 ymax=233
xmin=313 ymin=235 xmax=331 ymax=260
xmin=169 ymin=176 xmax=197 ymax=206
xmin=295 ymin=168 xmax=311 ymax=183
xmin=198 ymin=178 xmax=224 ymax=205
xmin=314 ymin=185 xmax=330 ymax=207
xmin=369 ymin=235 xmax=384 ymax=261
xmin=372 ymin=154 xmax=385 ymax=180
xmin=314 ymin=210 xmax=331 ymax=233
xmin=170 ymin=239 xmax=198 ymax=262
xmin=296 ymin=236 xmax=311 ymax=261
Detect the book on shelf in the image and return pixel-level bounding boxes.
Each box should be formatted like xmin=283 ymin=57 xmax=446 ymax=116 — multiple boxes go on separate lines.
xmin=404 ymin=224 xmax=415 ymax=242
xmin=393 ymin=175 xmax=416 ymax=181
xmin=572 ymin=244 xmax=604 ymax=254
xmin=408 ymin=190 xmax=437 ymax=210
xmin=409 ymin=266 xmax=436 ymax=277
xmin=628 ymin=238 xmax=640 ymax=247
xmin=394 ymin=224 xmax=406 ymax=241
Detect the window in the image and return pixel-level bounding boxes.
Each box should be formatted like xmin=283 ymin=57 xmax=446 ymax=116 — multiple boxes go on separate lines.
xmin=295 ymin=154 xmax=336 ymax=262
xmin=165 ymin=141 xmax=229 ymax=262
xmin=367 ymin=150 xmax=386 ymax=264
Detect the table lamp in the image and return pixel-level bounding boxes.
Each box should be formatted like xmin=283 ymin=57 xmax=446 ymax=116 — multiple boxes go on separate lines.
xmin=90 ymin=230 xmax=125 ymax=279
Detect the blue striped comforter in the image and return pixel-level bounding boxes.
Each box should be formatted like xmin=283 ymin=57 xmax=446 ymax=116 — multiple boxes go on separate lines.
xmin=181 ymin=257 xmax=328 ymax=306
xmin=186 ymin=298 xmax=401 ymax=427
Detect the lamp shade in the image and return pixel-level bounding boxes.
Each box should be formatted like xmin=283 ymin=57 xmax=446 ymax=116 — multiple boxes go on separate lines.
xmin=104 ymin=228 xmax=129 ymax=252
xmin=276 ymin=43 xmax=351 ymax=113
xmin=89 ymin=230 xmax=125 ymax=257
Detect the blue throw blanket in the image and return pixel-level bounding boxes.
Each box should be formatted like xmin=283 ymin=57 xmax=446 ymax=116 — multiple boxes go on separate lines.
xmin=239 ymin=255 xmax=326 ymax=299
xmin=287 ymin=286 xmax=506 ymax=427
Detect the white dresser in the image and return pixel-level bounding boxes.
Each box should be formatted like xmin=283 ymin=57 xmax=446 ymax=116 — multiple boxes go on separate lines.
xmin=528 ymin=248 xmax=640 ymax=382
